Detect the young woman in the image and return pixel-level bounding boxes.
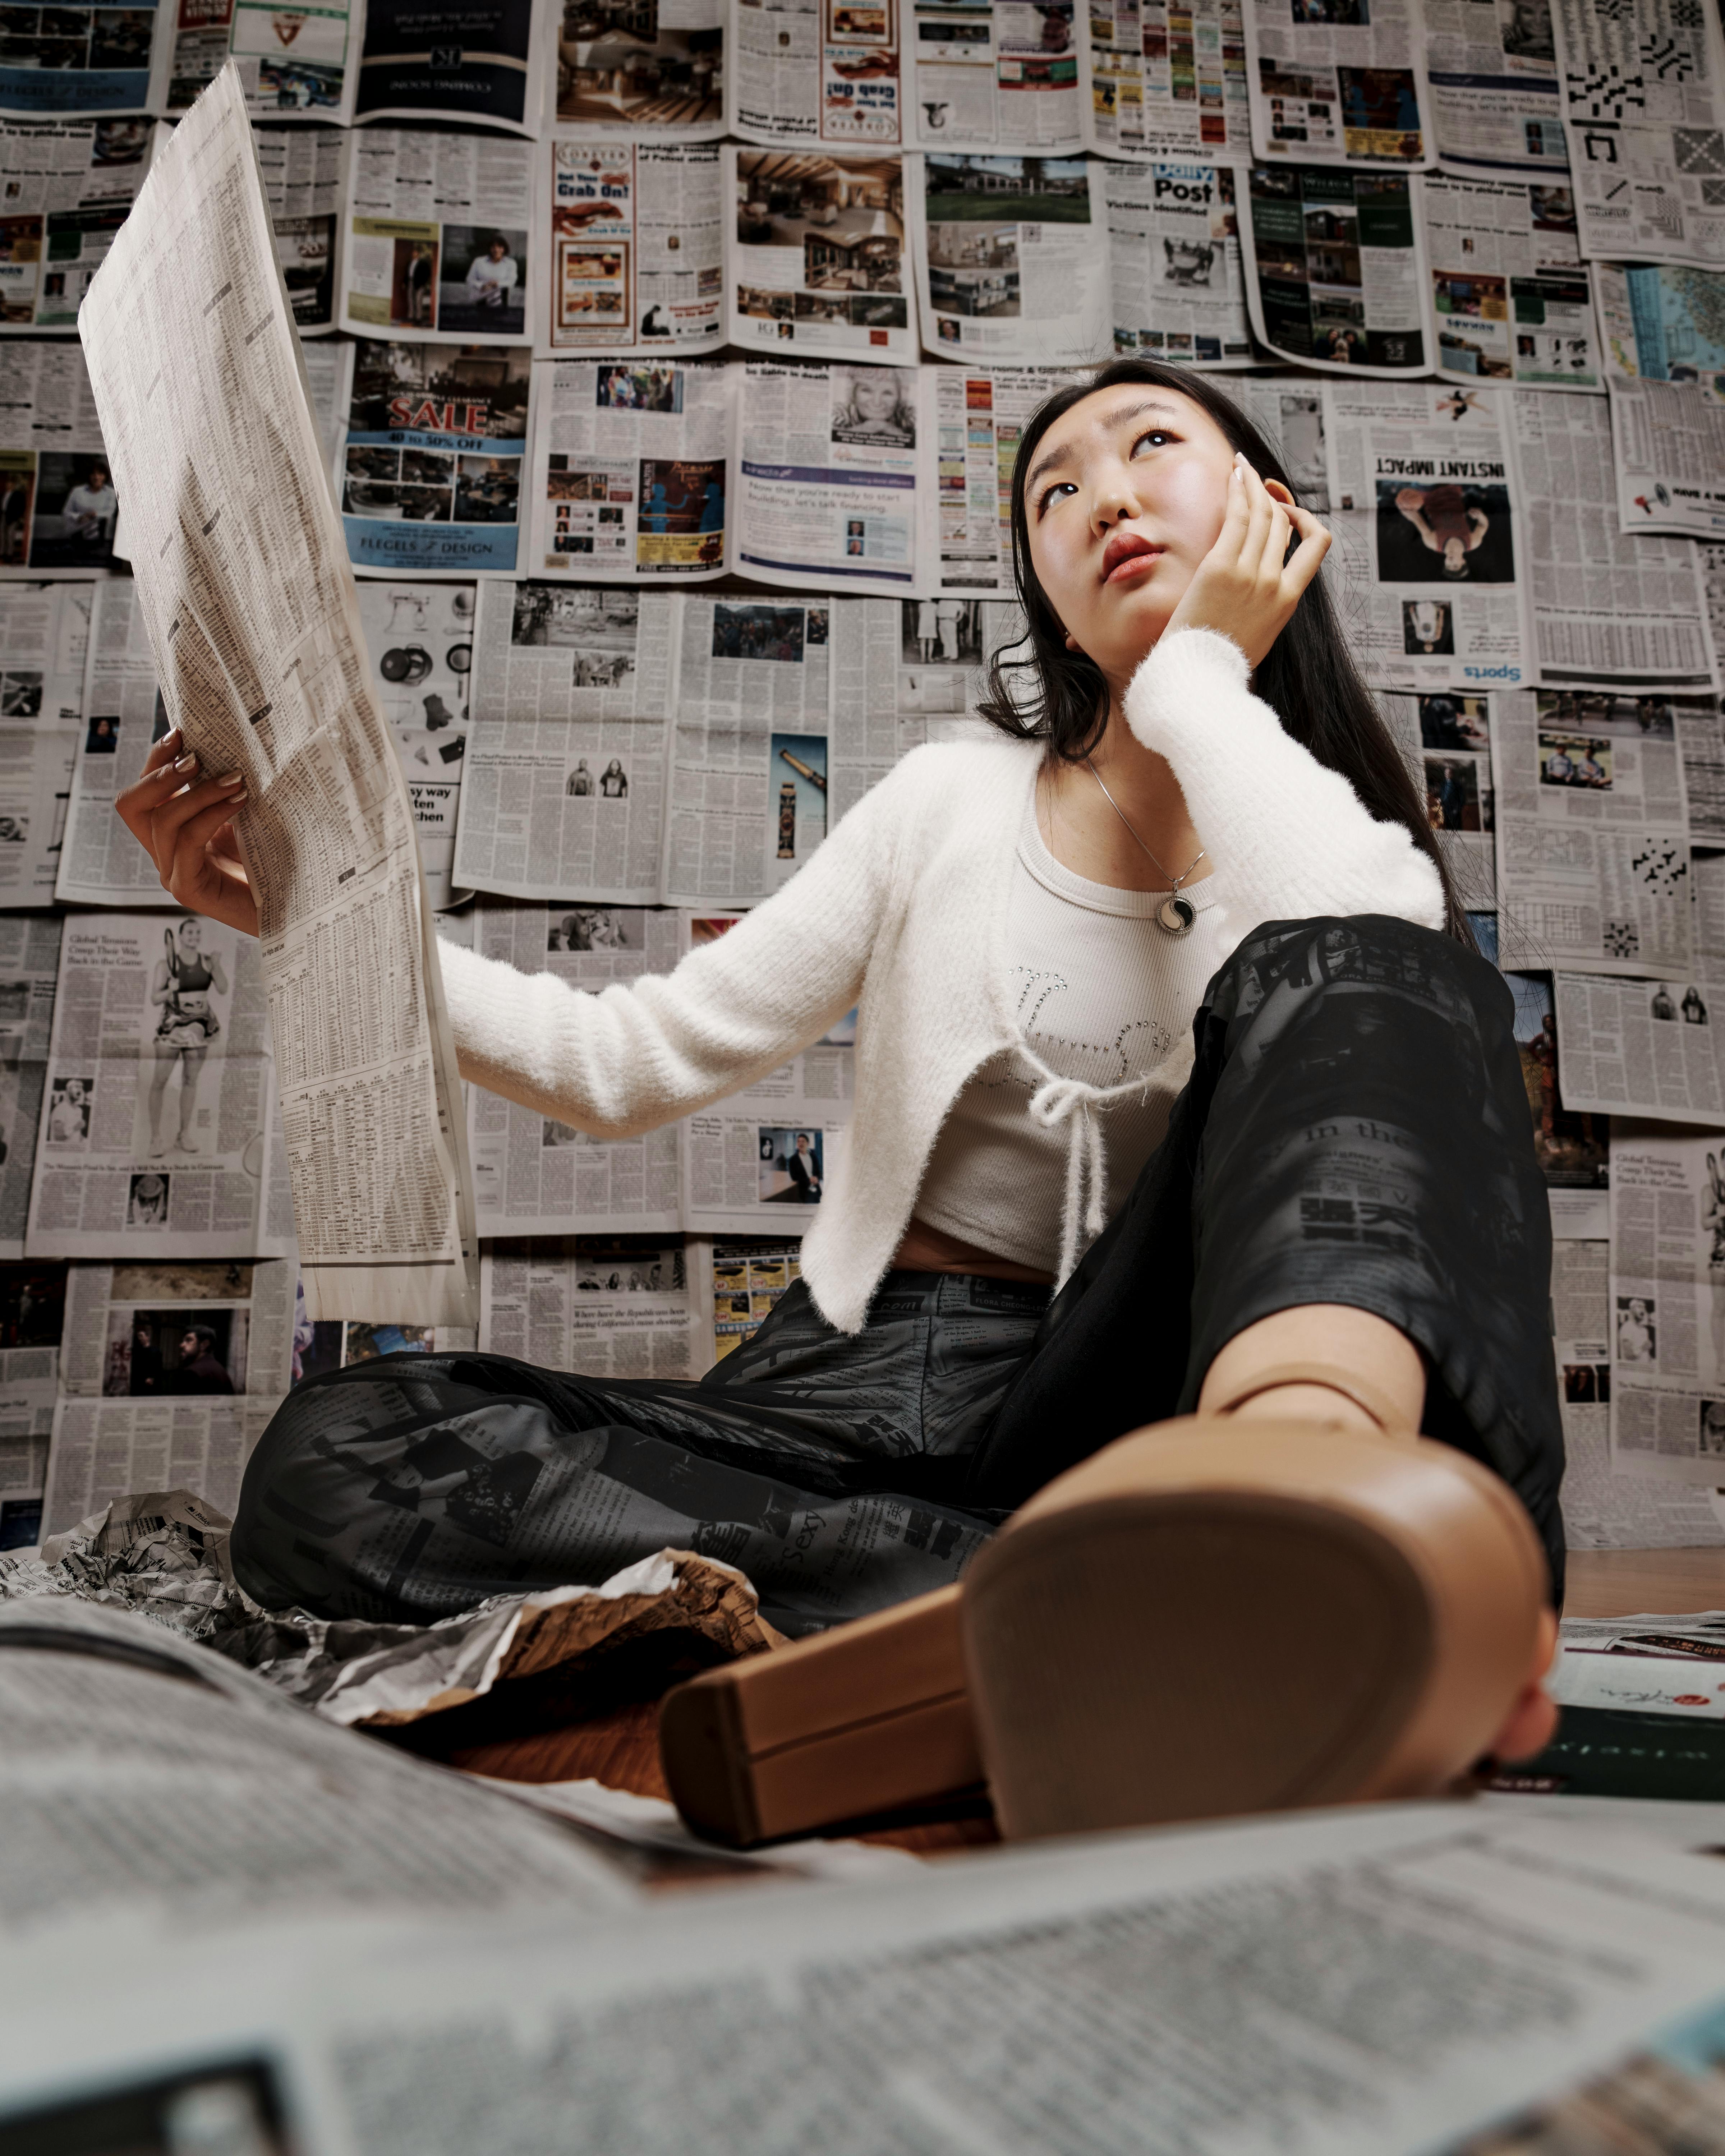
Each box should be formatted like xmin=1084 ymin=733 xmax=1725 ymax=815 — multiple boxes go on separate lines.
xmin=118 ymin=361 xmax=1561 ymax=1764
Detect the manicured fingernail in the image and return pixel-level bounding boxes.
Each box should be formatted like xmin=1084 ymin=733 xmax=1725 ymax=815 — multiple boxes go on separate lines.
xmin=217 ymin=771 xmax=244 ymax=788
xmin=174 ymin=752 xmax=198 ymax=774
xmin=161 ymin=725 xmax=180 ymax=749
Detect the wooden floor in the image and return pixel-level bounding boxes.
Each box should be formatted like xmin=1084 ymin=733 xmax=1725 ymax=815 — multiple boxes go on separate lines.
xmin=434 ymin=1547 xmax=1725 ymax=1857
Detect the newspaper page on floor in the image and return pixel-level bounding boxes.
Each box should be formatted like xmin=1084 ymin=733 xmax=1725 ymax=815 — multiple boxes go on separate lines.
xmin=1610 ymin=1124 xmax=1725 ymax=1490
xmin=355 ymin=0 xmax=551 ymax=132
xmin=0 ymin=0 xmax=160 ymax=119
xmin=77 ymin=64 xmax=478 ymax=1324
xmin=542 ymin=139 xmax=725 ymax=358
xmin=0 ymin=584 xmax=82 ymax=908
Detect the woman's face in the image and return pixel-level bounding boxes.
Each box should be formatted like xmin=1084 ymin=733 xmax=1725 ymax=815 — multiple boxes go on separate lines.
xmin=1022 ymin=383 xmax=1250 ymax=694
xmin=850 ymin=373 xmax=897 ymax=422
xmin=1442 ymin=537 xmax=1467 ymax=573
xmin=179 ymin=921 xmax=202 ymax=952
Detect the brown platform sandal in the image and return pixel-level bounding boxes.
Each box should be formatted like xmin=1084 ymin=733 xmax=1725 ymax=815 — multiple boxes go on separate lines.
xmin=659 ymin=1367 xmax=1549 ymax=1847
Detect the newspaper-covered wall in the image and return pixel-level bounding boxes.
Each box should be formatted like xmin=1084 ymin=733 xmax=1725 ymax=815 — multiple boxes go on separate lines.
xmin=41 ymin=1392 xmax=286 ymax=1533
xmin=0 ymin=1 xmax=159 ymax=119
xmin=1081 ymin=0 xmax=1250 ymax=161
xmin=1426 ymin=0 xmax=1566 ymax=172
xmin=59 ymin=1254 xmax=296 ymax=1395
xmin=0 ymin=916 xmax=60 ymax=1260
xmin=480 ymin=1234 xmax=702 ymax=1377
xmin=353 ymin=580 xmax=474 ymax=909
xmin=151 ymin=0 xmax=362 ymax=121
xmin=0 ymin=1292 xmax=57 ymax=1552
xmin=916 ymin=361 xmax=1083 ymax=593
xmin=0 ymin=585 xmax=83 ymax=909
xmin=0 ymin=582 xmax=88 ymax=728
xmin=825 ymin=593 xmax=999 ymax=814
xmin=254 ymin=123 xmax=345 ymax=335
xmin=729 ymin=147 xmax=916 ymax=362
xmin=1422 ymin=172 xmax=1600 ymax=392
xmin=1610 ymin=1125 xmax=1725 ymax=1488
xmin=542 ymin=138 xmax=725 ymax=356
xmin=548 ymin=0 xmax=726 ymax=139
xmin=903 ymin=0 xmax=1084 ymax=153
xmin=1555 ymin=968 xmax=1725 ymax=1125
xmin=355 ymin=0 xmax=550 ymax=133
xmin=700 ymin=1232 xmax=802 ymax=1361
xmin=1243 ymin=0 xmax=1436 ymax=168
xmin=55 ymin=580 xmax=175 ymax=908
xmin=0 ymin=117 xmax=155 ymax=333
xmin=1239 ymin=166 xmax=1430 ymax=375
xmin=339 ymin=128 xmax=534 ymax=345
xmin=1377 ymin=687 xmax=1495 ymax=908
xmin=1103 ymin=163 xmax=1253 ymax=368
xmin=0 ymin=341 xmax=117 ymax=581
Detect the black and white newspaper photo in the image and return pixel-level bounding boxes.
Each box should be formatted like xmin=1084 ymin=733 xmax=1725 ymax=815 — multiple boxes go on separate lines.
xmin=0 ymin=915 xmax=60 ymax=1257
xmin=1243 ymin=0 xmax=1435 ymax=167
xmin=542 ymin=138 xmax=725 ymax=356
xmin=339 ymin=128 xmax=534 ymax=346
xmin=1081 ymin=0 xmax=1251 ymax=160
xmin=1491 ymin=685 xmax=1696 ymax=975
xmin=151 ymin=0 xmax=362 ymax=120
xmin=455 ymin=583 xmax=675 ymax=903
xmin=546 ymin=0 xmax=726 ymax=138
xmin=528 ymin=353 xmax=736 ymax=579
xmin=353 ymin=580 xmax=475 ymax=909
xmin=58 ymin=1254 xmax=297 ymax=1397
xmin=907 ymin=151 xmax=1109 ymax=365
xmin=1376 ymin=686 xmax=1496 ymax=907
xmin=1555 ymin=962 xmax=1725 ymax=1123
xmin=24 ymin=913 xmax=282 ymax=1261
xmin=1551 ymin=0 xmax=1725 ymax=269
xmin=1609 ymin=1127 xmax=1725 ymax=1487
xmin=1422 ymin=171 xmax=1600 ymax=391
xmin=40 ymin=1390 xmax=288 ymax=1536
xmin=55 ymin=580 xmax=175 ymax=908
xmin=480 ymin=1235 xmax=702 ymax=1378
xmin=0 ymin=340 xmax=118 ymax=580
xmin=0 ymin=580 xmax=88 ymax=729
xmin=1238 ymin=165 xmax=1430 ymax=373
xmin=1425 ymin=0 xmax=1566 ymax=171
xmin=254 ymin=122 xmax=346 ymax=335
xmin=730 ymin=148 xmax=917 ymax=362
xmin=0 ymin=116 xmax=155 ymax=333
xmin=1595 ymin=263 xmax=1725 ymax=541
xmin=1102 ymin=161 xmax=1254 ymax=367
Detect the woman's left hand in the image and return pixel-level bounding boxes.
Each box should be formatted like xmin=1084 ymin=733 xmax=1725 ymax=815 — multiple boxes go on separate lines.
xmin=1163 ymin=455 xmax=1331 ymax=669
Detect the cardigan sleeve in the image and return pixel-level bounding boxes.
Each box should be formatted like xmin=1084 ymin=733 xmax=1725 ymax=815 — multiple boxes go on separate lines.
xmin=438 ymin=753 xmax=911 ymax=1138
xmin=1122 ymin=628 xmax=1446 ymax=939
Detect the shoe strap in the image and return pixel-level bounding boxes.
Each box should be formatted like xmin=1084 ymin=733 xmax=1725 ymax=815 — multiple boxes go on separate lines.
xmin=1210 ymin=1361 xmax=1416 ymax=1438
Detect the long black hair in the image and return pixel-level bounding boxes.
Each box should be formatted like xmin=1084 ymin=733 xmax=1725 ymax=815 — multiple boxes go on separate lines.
xmin=976 ymin=359 xmax=1472 ymax=943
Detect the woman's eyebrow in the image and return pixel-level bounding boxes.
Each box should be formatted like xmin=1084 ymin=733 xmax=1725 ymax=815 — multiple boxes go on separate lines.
xmin=1026 ymin=399 xmax=1187 ymax=494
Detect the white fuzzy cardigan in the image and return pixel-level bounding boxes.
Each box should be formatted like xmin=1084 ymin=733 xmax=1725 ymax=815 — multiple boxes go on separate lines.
xmin=441 ymin=630 xmax=1446 ymax=1333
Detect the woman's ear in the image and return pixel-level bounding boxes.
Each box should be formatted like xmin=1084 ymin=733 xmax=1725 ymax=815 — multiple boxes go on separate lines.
xmin=1265 ymin=479 xmax=1296 ymax=508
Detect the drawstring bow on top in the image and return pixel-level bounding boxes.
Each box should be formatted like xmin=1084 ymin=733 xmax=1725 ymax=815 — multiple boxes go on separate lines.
xmin=1024 ymin=1058 xmax=1155 ymax=1287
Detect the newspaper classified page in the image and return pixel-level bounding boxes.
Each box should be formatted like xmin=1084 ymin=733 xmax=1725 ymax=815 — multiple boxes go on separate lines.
xmin=467 ymin=897 xmax=684 ymax=1236
xmin=729 ymin=147 xmax=916 ymax=362
xmin=55 ymin=580 xmax=176 ymax=907
xmin=354 ymin=0 xmax=549 ymax=130
xmin=454 ymin=582 xmax=674 ymax=903
xmin=527 ymin=354 xmax=736 ymax=580
xmin=728 ymin=0 xmax=903 ymax=148
xmin=1080 ymin=0 xmax=1251 ymax=161
xmin=332 ymin=340 xmax=535 ymax=579
xmin=542 ymin=138 xmax=724 ymax=357
xmin=1422 ymin=171 xmax=1601 ymax=391
xmin=0 ymin=117 xmax=154 ymax=332
xmin=1102 ymin=161 xmax=1254 ymax=365
xmin=0 ymin=341 xmax=118 ymax=580
xmin=353 ymin=580 xmax=474 ymax=909
xmin=734 ymin=356 xmax=924 ymax=592
xmin=545 ymin=0 xmax=726 ymax=138
xmin=340 ymin=128 xmax=533 ymax=346
xmin=0 ymin=0 xmax=159 ymax=117
xmin=254 ymin=123 xmax=345 ymax=334
xmin=1243 ymin=0 xmax=1435 ymax=167
xmin=480 ymin=1235 xmax=702 ymax=1377
xmin=1492 ymin=686 xmax=1696 ymax=975
xmin=1377 ymin=687 xmax=1496 ymax=907
xmin=1555 ymin=966 xmax=1725 ymax=1123
xmin=152 ymin=0 xmax=362 ymax=120
xmin=78 ymin=65 xmax=478 ymax=1324
xmin=907 ymin=150 xmax=1109 ymax=365
xmin=906 ymin=0 xmax=1084 ymax=153
xmin=1552 ymin=0 xmax=1725 ymax=270
xmin=1239 ymin=165 xmax=1429 ymax=374
xmin=1509 ymin=387 xmax=1718 ymax=686
xmin=0 ymin=916 xmax=61 ymax=1259
xmin=1610 ymin=1126 xmax=1725 ymax=1486
xmin=1325 ymin=381 xmax=1528 ymax=688
xmin=1425 ymin=0 xmax=1566 ymax=171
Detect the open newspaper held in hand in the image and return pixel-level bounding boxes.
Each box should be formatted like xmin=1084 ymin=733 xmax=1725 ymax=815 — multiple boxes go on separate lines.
xmin=74 ymin=63 xmax=479 ymax=1327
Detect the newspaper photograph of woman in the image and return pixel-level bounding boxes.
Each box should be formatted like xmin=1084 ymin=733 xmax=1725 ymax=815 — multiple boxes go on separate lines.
xmin=144 ymin=918 xmax=228 ymax=1159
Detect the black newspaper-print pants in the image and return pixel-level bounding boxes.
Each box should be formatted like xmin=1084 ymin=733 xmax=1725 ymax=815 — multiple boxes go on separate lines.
xmin=232 ymin=917 xmax=1564 ymax=1635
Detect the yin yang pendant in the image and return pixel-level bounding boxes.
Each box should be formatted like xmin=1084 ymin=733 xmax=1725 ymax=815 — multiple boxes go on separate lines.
xmin=1158 ymin=893 xmax=1196 ymax=936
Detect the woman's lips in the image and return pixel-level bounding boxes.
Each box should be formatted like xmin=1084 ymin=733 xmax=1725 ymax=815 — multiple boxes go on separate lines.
xmin=1101 ymin=536 xmax=1163 ymax=584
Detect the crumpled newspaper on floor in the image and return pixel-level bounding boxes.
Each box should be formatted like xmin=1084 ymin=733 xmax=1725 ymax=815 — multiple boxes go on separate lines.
xmin=0 ymin=1489 xmax=785 ymax=1727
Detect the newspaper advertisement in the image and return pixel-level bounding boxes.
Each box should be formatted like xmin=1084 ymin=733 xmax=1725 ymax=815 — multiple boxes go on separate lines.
xmin=0 ymin=579 xmax=88 ymax=726
xmin=545 ymin=0 xmax=725 ymax=137
xmin=79 ymin=65 xmax=477 ymax=1323
xmin=1492 ymin=686 xmax=1695 ymax=976
xmin=0 ymin=916 xmax=60 ymax=1260
xmin=908 ymin=151 xmax=1109 ymax=365
xmin=1509 ymin=386 xmax=1718 ymax=686
xmin=1239 ymin=165 xmax=1429 ymax=373
xmin=1081 ymin=0 xmax=1250 ymax=161
xmin=0 ymin=340 xmax=117 ymax=579
xmin=480 ymin=1235 xmax=701 ymax=1378
xmin=681 ymin=1021 xmax=855 ymax=1236
xmin=730 ymin=147 xmax=915 ymax=361
xmin=543 ymin=138 xmax=724 ymax=356
xmin=0 ymin=117 xmax=154 ymax=332
xmin=526 ymin=354 xmax=735 ymax=580
xmin=153 ymin=0 xmax=361 ymax=120
xmin=663 ymin=601 xmax=834 ymax=902
xmin=0 ymin=0 xmax=157 ymax=117
xmin=454 ymin=582 xmax=675 ymax=903
xmin=733 ymin=357 xmax=922 ymax=593
xmin=355 ymin=0 xmax=547 ymax=131
xmin=1377 ymin=686 xmax=1496 ymax=907
xmin=1551 ymin=0 xmax=1725 ymax=270
xmin=826 ymin=592 xmax=997 ymax=815
xmin=1555 ymin=966 xmax=1725 ymax=1124
xmin=340 ymin=128 xmax=533 ymax=346
xmin=1423 ymin=171 xmax=1600 ymax=391
xmin=1552 ymin=1234 xmax=1725 ymax=1546
xmin=1243 ymin=0 xmax=1435 ymax=167
xmin=1610 ymin=1127 xmax=1725 ymax=1484
xmin=1426 ymin=0 xmax=1566 ymax=172
xmin=701 ymin=1232 xmax=801 ymax=1361
xmin=466 ymin=897 xmax=684 ymax=1236
xmin=25 ymin=914 xmax=281 ymax=1262
xmin=1325 ymin=380 xmax=1527 ymax=688
xmin=906 ymin=0 xmax=1083 ymax=153
xmin=254 ymin=123 xmax=344 ymax=334
xmin=1103 ymin=161 xmax=1253 ymax=365
xmin=334 ymin=339 xmax=534 ymax=578
xmin=353 ymin=580 xmax=474 ymax=909
xmin=728 ymin=0 xmax=902 ymax=148
xmin=55 ymin=579 xmax=175 ymax=908
xmin=59 ymin=1255 xmax=296 ymax=1396
xmin=915 ymin=361 xmax=1086 ymax=593
xmin=40 ymin=1392 xmax=285 ymax=1534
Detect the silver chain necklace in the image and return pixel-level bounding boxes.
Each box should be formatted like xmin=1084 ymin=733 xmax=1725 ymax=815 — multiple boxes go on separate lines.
xmin=1083 ymin=755 xmax=1207 ymax=937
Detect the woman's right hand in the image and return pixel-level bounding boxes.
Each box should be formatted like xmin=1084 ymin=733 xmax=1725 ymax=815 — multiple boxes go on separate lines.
xmin=116 ymin=728 xmax=259 ymax=938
